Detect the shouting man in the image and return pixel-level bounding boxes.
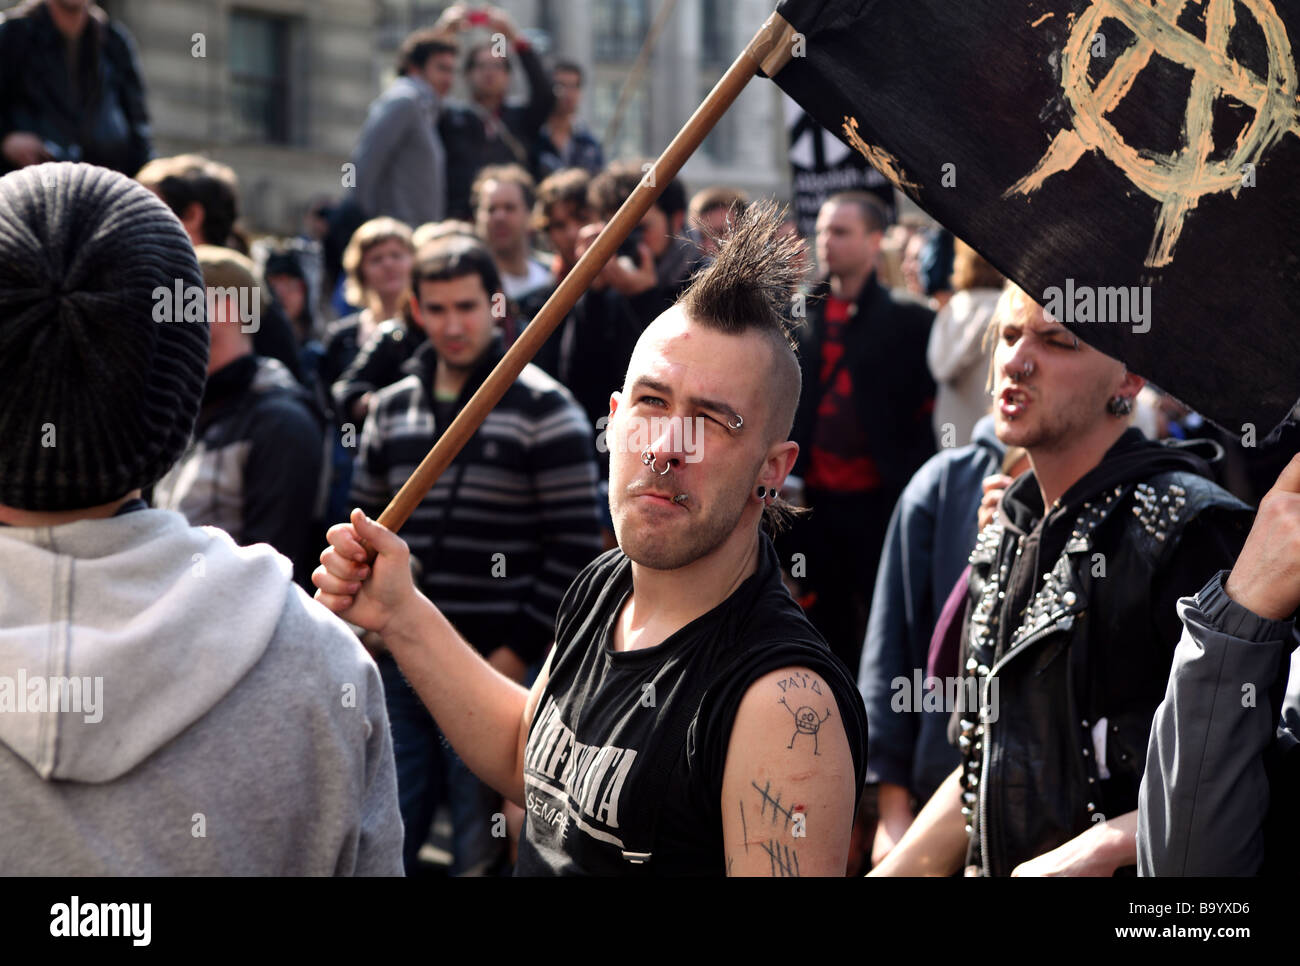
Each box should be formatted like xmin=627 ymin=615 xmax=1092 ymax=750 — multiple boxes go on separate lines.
xmin=873 ymin=284 xmax=1252 ymax=877
xmin=314 ymin=204 xmax=868 ymax=876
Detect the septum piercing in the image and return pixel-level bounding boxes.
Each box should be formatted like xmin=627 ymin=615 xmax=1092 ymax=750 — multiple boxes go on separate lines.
xmin=641 ymin=449 xmax=671 ymax=475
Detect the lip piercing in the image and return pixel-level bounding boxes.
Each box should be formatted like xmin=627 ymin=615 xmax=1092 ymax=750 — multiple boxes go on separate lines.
xmin=727 ymin=414 xmax=744 ymax=431
xmin=641 ymin=449 xmax=671 ymax=475
xmin=672 ymin=494 xmax=689 ymax=505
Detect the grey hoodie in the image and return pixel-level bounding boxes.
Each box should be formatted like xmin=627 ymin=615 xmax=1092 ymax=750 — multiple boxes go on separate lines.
xmin=1138 ymin=570 xmax=1300 ymax=876
xmin=0 ymin=508 xmax=403 ymax=875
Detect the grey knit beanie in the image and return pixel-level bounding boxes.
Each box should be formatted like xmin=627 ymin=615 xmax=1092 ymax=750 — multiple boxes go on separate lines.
xmin=0 ymin=162 xmax=210 ymax=511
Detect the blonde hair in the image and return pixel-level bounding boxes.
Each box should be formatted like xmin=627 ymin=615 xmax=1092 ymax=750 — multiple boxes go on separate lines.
xmin=412 ymin=219 xmax=476 ymax=249
xmin=951 ymin=239 xmax=1005 ymax=292
xmin=137 ymin=153 xmax=237 ymax=190
xmin=983 ymin=283 xmax=1035 ymax=395
xmin=341 ymin=217 xmax=414 ymax=308
xmin=194 ymin=244 xmax=259 ymax=292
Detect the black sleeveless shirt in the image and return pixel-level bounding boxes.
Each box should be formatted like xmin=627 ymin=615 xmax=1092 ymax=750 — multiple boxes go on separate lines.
xmin=515 ymin=533 xmax=867 ymax=876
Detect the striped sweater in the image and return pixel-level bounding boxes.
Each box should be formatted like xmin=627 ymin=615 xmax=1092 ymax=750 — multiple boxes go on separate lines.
xmin=350 ymin=336 xmax=604 ymax=664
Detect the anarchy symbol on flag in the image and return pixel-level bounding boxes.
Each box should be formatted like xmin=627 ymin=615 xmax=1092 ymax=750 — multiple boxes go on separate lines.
xmin=1006 ymin=0 xmax=1300 ymax=268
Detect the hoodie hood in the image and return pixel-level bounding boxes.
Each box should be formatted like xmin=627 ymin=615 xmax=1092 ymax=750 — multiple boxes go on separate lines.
xmin=1000 ymin=427 xmax=1214 ymax=535
xmin=0 ymin=508 xmax=288 ymax=782
xmin=969 ymin=413 xmax=1004 ymax=456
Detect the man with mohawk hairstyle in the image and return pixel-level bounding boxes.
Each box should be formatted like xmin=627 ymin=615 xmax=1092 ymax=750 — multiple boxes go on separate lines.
xmin=315 ymin=202 xmax=868 ymax=876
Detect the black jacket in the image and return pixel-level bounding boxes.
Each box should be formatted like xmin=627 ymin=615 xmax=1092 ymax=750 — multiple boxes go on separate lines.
xmin=0 ymin=1 xmax=151 ymax=175
xmin=331 ymin=318 xmax=426 ymax=428
xmin=439 ymin=43 xmax=555 ymax=219
xmin=530 ymin=286 xmax=644 ymax=476
xmin=790 ymin=274 xmax=936 ymax=495
xmin=955 ymin=431 xmax=1253 ymax=876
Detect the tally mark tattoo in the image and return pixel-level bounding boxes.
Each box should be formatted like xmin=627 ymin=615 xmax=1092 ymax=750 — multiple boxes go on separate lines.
xmin=758 ymin=839 xmax=800 ymax=877
xmin=752 ymin=780 xmax=798 ymax=830
xmin=738 ymin=783 xmax=805 ymax=875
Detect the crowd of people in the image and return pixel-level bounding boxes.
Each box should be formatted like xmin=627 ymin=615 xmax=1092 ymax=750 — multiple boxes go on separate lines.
xmin=1 ymin=0 xmax=1298 ymax=879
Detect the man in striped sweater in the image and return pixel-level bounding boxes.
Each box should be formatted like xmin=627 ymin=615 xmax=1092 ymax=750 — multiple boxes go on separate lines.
xmin=350 ymin=236 xmax=604 ymax=874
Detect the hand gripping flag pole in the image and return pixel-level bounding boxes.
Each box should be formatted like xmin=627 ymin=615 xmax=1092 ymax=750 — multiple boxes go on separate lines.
xmin=366 ymin=12 xmax=801 ymax=550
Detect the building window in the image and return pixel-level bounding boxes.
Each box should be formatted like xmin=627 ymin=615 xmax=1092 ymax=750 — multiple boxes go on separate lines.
xmin=698 ymin=0 xmax=733 ymax=65
xmin=592 ymin=76 xmax=649 ymax=161
xmin=229 ymin=10 xmax=291 ymax=144
xmin=538 ymin=0 xmax=561 ymax=41
xmin=594 ymin=0 xmax=648 ymax=62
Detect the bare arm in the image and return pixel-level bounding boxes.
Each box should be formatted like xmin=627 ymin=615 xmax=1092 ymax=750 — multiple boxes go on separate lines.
xmin=722 ymin=667 xmax=857 ymax=876
xmin=868 ymin=765 xmax=969 ymax=876
xmin=1012 ymin=810 xmax=1138 ymax=876
xmin=314 ymin=509 xmax=551 ymax=806
xmin=873 ymin=781 xmax=916 ymax=866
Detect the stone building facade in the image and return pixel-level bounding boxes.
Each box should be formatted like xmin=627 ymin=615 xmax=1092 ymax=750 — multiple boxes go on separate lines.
xmin=26 ymin=0 xmax=790 ymax=234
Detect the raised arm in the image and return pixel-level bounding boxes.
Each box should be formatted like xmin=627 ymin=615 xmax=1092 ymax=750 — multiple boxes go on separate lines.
xmin=722 ymin=666 xmax=857 ymax=876
xmin=1140 ymin=454 xmax=1300 ymax=875
xmin=1138 ymin=578 xmax=1295 ymax=876
xmin=314 ymin=509 xmax=551 ymax=806
xmin=486 ymin=5 xmax=555 ymax=140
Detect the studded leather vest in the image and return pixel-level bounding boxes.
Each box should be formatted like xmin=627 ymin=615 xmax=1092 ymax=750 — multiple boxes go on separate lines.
xmin=957 ymin=466 xmax=1251 ymax=876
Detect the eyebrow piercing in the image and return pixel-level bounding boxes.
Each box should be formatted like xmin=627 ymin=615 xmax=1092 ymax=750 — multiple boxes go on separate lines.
xmin=726 ymin=414 xmax=744 ymax=431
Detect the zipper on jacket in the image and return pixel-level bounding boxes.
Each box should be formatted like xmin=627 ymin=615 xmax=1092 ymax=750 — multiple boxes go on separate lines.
xmin=978 ymin=690 xmax=993 ymax=876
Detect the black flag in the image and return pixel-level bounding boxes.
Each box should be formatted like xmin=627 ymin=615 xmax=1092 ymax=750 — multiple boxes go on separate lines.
xmin=771 ymin=0 xmax=1300 ymax=436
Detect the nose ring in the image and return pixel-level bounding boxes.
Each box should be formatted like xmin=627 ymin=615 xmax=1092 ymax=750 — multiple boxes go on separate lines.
xmin=641 ymin=449 xmax=671 ymax=475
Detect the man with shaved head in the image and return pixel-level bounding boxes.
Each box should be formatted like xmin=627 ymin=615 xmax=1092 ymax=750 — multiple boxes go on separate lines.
xmin=872 ymin=283 xmax=1251 ymax=876
xmin=314 ymin=203 xmax=868 ymax=876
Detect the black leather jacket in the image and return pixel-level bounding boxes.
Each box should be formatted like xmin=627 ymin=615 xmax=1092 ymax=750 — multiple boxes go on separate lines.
xmin=0 ymin=2 xmax=152 ymax=175
xmin=954 ymin=431 xmax=1252 ymax=876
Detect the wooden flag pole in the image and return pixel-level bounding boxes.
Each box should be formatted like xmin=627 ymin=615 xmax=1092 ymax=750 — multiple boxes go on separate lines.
xmin=370 ymin=11 xmax=799 ymax=544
